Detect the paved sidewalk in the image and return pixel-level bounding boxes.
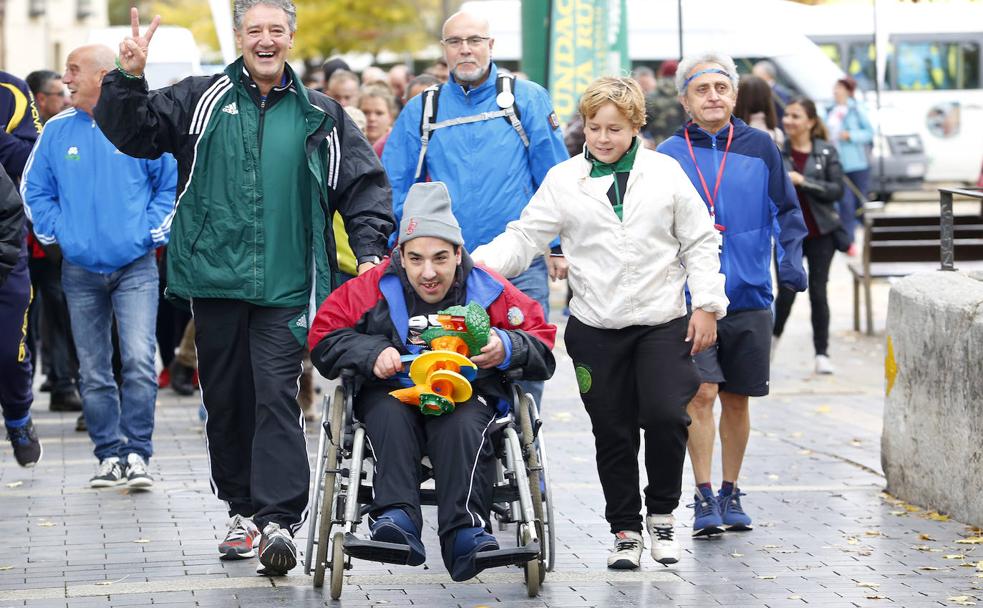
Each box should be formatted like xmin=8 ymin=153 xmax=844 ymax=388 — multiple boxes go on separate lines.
xmin=1 ymin=253 xmax=980 ymax=607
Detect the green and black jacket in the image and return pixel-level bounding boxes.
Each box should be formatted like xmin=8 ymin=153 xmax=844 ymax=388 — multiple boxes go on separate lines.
xmin=94 ymin=58 xmax=394 ymax=329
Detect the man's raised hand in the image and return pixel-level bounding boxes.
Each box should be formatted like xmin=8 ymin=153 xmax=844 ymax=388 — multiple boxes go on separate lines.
xmin=118 ymin=7 xmax=161 ymax=78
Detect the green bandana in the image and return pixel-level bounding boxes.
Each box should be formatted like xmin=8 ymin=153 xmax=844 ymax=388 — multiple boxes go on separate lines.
xmin=587 ymin=138 xmax=639 ymax=220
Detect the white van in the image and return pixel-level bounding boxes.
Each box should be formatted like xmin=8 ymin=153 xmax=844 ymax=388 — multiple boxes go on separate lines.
xmin=461 ymin=0 xmax=927 ymax=198
xmin=793 ymin=1 xmax=983 ymax=185
xmin=87 ymin=26 xmax=203 ymax=90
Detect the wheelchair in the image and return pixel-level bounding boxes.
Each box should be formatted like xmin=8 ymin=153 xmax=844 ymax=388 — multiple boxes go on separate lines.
xmin=304 ymin=370 xmax=556 ymax=599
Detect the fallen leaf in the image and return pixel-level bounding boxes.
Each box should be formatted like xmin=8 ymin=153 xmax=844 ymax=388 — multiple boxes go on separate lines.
xmin=132 ymin=539 xmax=150 ymax=544
xmin=928 ymin=511 xmax=951 ymax=522
xmin=816 ymin=404 xmax=832 ymax=414
xmin=947 ymin=596 xmax=977 ymax=606
xmin=944 ymin=554 xmax=965 ymax=560
xmin=865 ymin=530 xmax=882 ymax=537
xmin=919 ymin=566 xmax=942 ymax=571
xmin=866 ymin=595 xmax=887 ymax=600
xmin=5 ymin=481 xmax=23 ymax=488
xmin=36 ymin=521 xmax=55 ymax=528
xmin=850 ymin=439 xmax=863 ymax=446
xmin=905 ymin=504 xmax=922 ymax=513
xmin=798 ymin=449 xmax=812 ymax=455
xmin=767 ymin=474 xmax=780 ymax=480
xmin=791 ymin=431 xmax=804 ymax=438
xmin=957 ymin=537 xmax=983 ymax=545
xmin=730 ymin=552 xmax=743 ymax=558
xmin=857 ymin=582 xmax=880 ymax=588
xmin=920 ymin=533 xmax=937 ymax=541
xmin=757 ymin=575 xmax=776 ymax=580
xmin=95 ymin=581 xmax=112 ymax=586
xmin=890 ymin=510 xmax=907 ymax=516
xmin=847 ymin=536 xmax=860 ymax=545
xmin=0 ymin=565 xmax=13 ymax=571
xmin=787 ymin=595 xmax=802 ymax=600
xmin=764 ymin=544 xmax=780 ymax=549
xmin=960 ymin=562 xmax=977 ymax=568
xmin=977 ymin=561 xmax=983 ymax=572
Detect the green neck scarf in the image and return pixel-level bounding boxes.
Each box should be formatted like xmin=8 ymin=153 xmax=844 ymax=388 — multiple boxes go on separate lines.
xmin=588 ymin=137 xmax=639 ymax=178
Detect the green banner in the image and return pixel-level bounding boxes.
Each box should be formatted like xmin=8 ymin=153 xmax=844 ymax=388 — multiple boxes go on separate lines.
xmin=548 ymin=0 xmax=630 ymax=123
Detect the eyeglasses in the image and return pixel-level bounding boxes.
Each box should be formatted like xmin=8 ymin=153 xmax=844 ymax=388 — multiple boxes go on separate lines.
xmin=441 ymin=36 xmax=490 ymax=49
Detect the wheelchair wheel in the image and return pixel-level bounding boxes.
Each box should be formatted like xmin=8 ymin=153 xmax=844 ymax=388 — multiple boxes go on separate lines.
xmin=521 ymin=524 xmax=541 ymax=597
xmin=517 ymin=394 xmax=547 ymax=581
xmin=329 ymin=530 xmax=345 ymax=600
xmin=313 ymin=386 xmax=345 ymax=588
xmin=527 ymin=396 xmax=556 ymax=572
xmin=305 ymin=397 xmax=328 ymax=578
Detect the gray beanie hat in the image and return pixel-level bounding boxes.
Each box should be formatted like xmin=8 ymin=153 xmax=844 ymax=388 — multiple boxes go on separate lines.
xmin=398 ymin=182 xmax=464 ymax=246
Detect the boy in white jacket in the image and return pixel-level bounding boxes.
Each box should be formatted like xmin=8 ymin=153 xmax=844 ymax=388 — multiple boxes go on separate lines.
xmin=473 ymin=77 xmax=728 ymax=569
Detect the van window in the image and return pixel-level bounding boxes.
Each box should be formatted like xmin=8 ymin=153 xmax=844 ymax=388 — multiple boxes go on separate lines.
xmin=894 ymin=40 xmax=980 ymax=90
xmin=846 ymin=41 xmax=877 ymax=91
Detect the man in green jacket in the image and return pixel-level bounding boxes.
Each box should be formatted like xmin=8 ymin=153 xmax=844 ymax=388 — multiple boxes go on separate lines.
xmin=94 ymin=0 xmax=395 ymax=576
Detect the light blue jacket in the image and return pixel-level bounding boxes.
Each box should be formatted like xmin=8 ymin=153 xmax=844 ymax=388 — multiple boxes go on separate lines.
xmin=827 ymin=99 xmax=873 ymax=173
xmin=382 ymin=63 xmax=568 ymax=251
xmin=21 ymin=108 xmax=177 ymax=274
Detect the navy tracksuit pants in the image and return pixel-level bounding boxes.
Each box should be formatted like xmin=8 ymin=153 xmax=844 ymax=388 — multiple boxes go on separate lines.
xmin=0 ymin=255 xmax=34 ymax=423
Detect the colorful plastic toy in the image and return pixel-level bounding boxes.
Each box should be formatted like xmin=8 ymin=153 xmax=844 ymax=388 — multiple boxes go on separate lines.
xmin=390 ymin=302 xmax=491 ymax=415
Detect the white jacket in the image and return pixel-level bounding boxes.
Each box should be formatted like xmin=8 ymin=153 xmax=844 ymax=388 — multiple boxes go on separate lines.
xmin=472 ymin=148 xmax=728 ymax=330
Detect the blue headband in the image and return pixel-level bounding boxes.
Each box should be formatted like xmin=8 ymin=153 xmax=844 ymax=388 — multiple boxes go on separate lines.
xmin=682 ymin=68 xmax=732 ymax=91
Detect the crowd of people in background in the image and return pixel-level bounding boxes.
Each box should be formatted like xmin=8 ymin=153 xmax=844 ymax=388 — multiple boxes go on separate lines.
xmin=0 ymin=0 xmax=883 ymax=582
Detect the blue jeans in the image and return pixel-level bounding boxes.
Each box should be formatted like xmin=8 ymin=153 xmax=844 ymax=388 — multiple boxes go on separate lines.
xmin=505 ymin=255 xmax=549 ymax=409
xmin=62 ymin=252 xmax=158 ymax=461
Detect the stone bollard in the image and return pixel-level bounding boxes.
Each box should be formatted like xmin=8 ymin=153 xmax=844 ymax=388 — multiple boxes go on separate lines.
xmin=882 ymin=271 xmax=983 ymax=527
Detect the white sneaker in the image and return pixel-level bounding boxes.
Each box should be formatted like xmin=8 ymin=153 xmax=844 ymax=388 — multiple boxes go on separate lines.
xmin=814 ymin=354 xmax=835 ymax=375
xmin=646 ymin=514 xmax=681 ymax=565
xmin=89 ymin=457 xmax=125 ymax=488
xmin=124 ymin=453 xmax=154 ymax=489
xmin=607 ymin=530 xmax=643 ymax=569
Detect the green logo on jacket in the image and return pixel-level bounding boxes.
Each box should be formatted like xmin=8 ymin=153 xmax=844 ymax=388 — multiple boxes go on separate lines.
xmin=575 ymin=365 xmax=592 ymax=394
xmin=65 ymin=146 xmax=80 ymax=160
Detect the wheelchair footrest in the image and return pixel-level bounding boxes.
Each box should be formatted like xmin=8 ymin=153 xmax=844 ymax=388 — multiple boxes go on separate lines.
xmin=474 ymin=543 xmax=540 ymax=570
xmin=342 ymin=532 xmax=413 ymax=565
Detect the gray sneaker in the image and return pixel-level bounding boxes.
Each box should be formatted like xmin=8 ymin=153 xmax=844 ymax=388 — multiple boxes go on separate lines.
xmin=124 ymin=453 xmax=154 ymax=489
xmin=90 ymin=457 xmax=125 ymax=488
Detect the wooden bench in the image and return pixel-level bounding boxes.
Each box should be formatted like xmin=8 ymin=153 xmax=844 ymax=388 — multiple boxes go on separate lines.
xmin=848 ymin=195 xmax=983 ymax=335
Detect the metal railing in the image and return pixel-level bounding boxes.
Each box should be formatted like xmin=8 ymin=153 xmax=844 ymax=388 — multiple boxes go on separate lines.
xmin=938 ymin=187 xmax=983 ymax=272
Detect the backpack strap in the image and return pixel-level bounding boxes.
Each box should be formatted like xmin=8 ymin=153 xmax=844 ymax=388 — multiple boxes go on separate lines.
xmin=496 ymin=73 xmax=529 ymax=147
xmin=415 ymin=83 xmax=443 ymax=180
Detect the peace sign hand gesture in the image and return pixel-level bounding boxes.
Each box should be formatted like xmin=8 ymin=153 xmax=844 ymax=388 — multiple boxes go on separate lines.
xmin=118 ymin=7 xmax=161 ymax=78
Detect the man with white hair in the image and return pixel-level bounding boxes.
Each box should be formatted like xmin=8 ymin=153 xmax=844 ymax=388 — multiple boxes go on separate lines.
xmin=93 ymin=0 xmax=394 ymax=576
xmin=382 ymin=10 xmax=567 ymax=409
xmin=657 ymin=51 xmax=807 ymax=539
xmin=22 ymin=44 xmax=178 ymax=488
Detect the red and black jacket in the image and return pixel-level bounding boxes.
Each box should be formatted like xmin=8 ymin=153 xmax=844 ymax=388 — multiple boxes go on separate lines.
xmin=308 ymin=251 xmax=556 ymax=413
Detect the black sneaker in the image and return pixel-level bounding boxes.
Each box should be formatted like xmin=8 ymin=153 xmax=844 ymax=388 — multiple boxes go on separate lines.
xmin=124 ymin=453 xmax=154 ymax=489
xmin=256 ymin=522 xmax=297 ymax=576
xmin=90 ymin=457 xmax=125 ymax=487
xmin=6 ymin=419 xmax=42 ymax=467
xmin=75 ymin=414 xmax=87 ymax=432
xmin=50 ymin=388 xmax=83 ymax=412
xmin=169 ymin=362 xmax=196 ymax=396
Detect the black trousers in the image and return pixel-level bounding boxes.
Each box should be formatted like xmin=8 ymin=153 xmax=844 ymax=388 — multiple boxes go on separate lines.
xmin=27 ymin=256 xmax=78 ymax=390
xmin=192 ymin=299 xmax=308 ymax=533
xmin=564 ymin=315 xmax=698 ymax=534
xmin=773 ymin=233 xmax=835 ymax=356
xmin=356 ymin=384 xmax=496 ymax=544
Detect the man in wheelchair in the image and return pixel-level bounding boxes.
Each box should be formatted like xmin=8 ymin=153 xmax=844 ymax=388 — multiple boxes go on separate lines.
xmin=308 ymin=181 xmax=556 ymax=581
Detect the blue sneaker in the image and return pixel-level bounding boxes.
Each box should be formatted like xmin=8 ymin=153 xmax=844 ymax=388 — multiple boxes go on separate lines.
xmin=369 ymin=508 xmax=426 ymax=566
xmin=688 ymin=487 xmax=724 ymax=538
xmin=718 ymin=487 xmax=753 ymax=531
xmin=442 ymin=526 xmax=499 ymax=582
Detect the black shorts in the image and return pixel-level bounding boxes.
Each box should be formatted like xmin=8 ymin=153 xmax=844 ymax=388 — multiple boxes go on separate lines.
xmin=693 ymin=309 xmax=772 ymax=397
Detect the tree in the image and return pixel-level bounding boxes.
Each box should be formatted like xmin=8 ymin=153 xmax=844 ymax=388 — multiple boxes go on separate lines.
xmin=292 ymin=0 xmax=431 ymax=60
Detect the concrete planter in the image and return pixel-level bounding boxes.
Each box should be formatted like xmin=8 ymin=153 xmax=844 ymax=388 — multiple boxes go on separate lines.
xmin=882 ymin=271 xmax=983 ymax=526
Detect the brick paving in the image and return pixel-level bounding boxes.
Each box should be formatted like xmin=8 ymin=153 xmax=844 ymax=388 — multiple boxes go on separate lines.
xmin=1 ymin=254 xmax=980 ymax=607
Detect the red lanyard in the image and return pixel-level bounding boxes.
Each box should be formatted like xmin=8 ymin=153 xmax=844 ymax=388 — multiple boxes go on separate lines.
xmin=683 ymin=121 xmax=733 ymax=231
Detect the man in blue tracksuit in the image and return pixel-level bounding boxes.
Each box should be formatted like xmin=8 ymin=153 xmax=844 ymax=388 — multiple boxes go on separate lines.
xmin=22 ymin=44 xmax=177 ymax=489
xmin=0 ymin=70 xmax=43 ymax=468
xmin=382 ymin=10 xmax=568 ymax=408
xmin=657 ymin=52 xmax=807 ymax=538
